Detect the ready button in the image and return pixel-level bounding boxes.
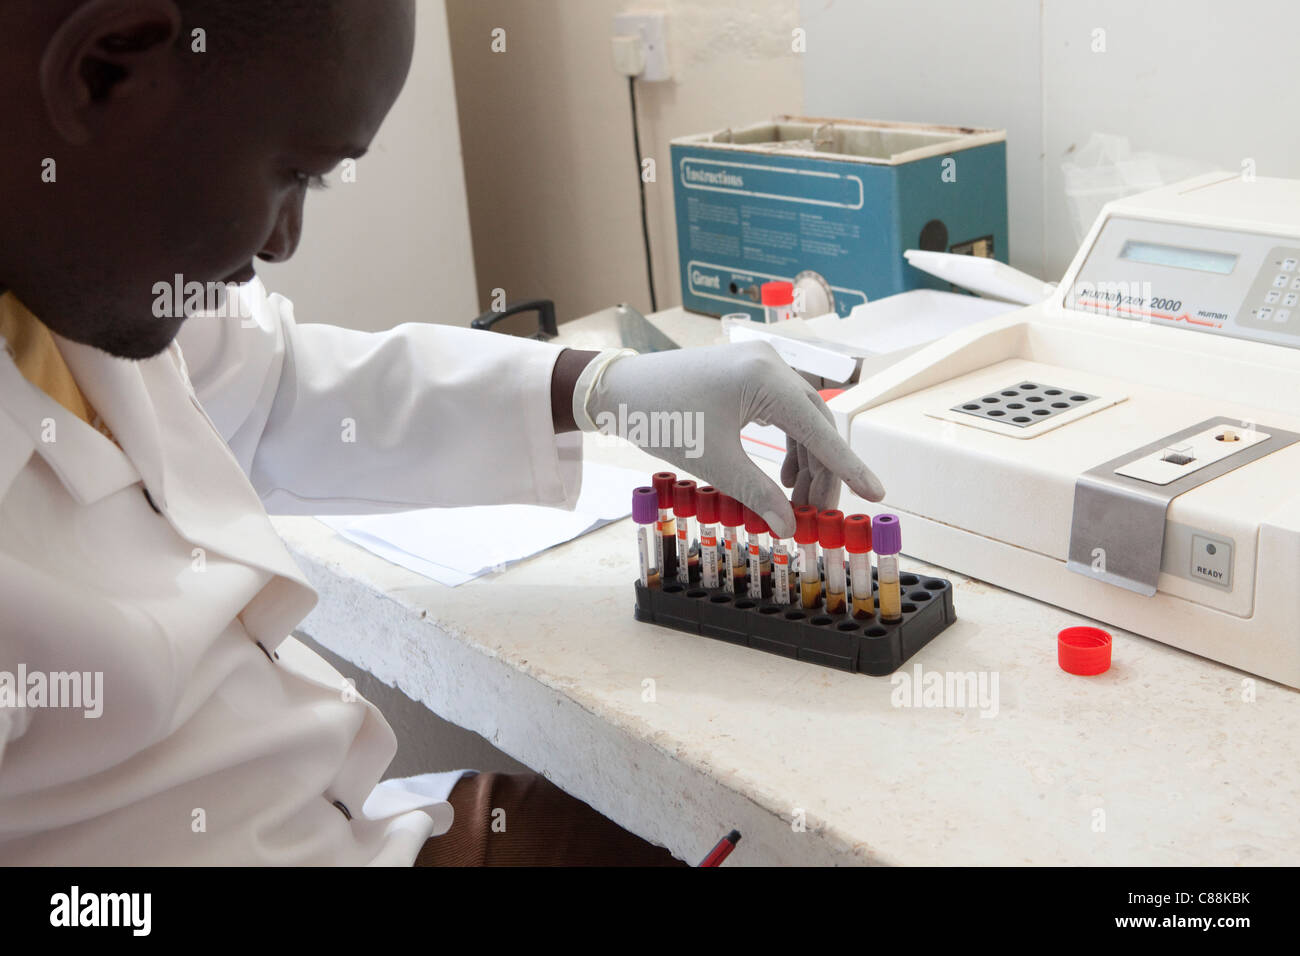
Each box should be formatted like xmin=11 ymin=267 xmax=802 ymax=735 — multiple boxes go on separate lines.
xmin=1191 ymin=534 xmax=1232 ymax=589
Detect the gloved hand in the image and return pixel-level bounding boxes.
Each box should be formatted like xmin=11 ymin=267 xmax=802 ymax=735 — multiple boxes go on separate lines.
xmin=584 ymin=341 xmax=885 ymax=537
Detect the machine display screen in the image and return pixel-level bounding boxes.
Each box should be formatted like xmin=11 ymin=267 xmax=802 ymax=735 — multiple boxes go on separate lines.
xmin=1118 ymin=240 xmax=1238 ymax=275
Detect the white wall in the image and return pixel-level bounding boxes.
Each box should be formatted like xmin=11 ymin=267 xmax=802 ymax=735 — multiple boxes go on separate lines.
xmin=446 ymin=0 xmax=804 ymax=322
xmin=258 ymin=0 xmax=479 ymax=332
xmin=802 ymin=0 xmax=1300 ymax=281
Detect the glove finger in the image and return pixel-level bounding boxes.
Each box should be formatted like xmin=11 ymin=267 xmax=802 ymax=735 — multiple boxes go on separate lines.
xmin=729 ymin=460 xmax=797 ymax=538
xmin=780 ymin=434 xmax=799 ymax=489
xmin=807 ymin=456 xmax=842 ymax=511
xmin=765 ymin=389 xmax=885 ymax=502
xmin=785 ymin=440 xmax=810 ymax=506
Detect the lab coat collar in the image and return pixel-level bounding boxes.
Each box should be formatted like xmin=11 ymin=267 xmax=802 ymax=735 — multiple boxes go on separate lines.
xmin=53 ymin=333 xmax=170 ymax=509
xmin=0 ymin=346 xmax=141 ymax=506
xmin=6 ymin=329 xmax=318 ymax=650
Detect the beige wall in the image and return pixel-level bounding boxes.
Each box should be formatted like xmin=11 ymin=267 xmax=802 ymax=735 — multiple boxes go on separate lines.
xmin=446 ymin=0 xmax=803 ymax=324
xmin=258 ymin=0 xmax=479 ymax=332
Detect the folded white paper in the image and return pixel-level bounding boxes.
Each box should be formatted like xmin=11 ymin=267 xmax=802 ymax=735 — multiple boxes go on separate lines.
xmin=318 ymin=461 xmax=648 ymax=587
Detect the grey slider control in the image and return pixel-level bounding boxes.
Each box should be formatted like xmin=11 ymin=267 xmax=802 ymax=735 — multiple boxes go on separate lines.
xmin=1067 ymin=417 xmax=1299 ymax=595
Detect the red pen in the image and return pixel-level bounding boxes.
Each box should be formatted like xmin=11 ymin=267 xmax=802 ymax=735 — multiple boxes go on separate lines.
xmin=699 ymin=829 xmax=741 ymax=867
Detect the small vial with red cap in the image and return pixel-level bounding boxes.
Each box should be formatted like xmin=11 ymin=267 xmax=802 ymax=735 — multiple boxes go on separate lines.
xmin=673 ymin=480 xmax=698 ymax=585
xmin=652 ymin=472 xmax=678 ymax=583
xmin=819 ymin=510 xmax=847 ymax=614
xmin=844 ymin=514 xmax=874 ymax=619
xmin=873 ymin=513 xmax=903 ymax=622
xmin=793 ymin=505 xmax=822 ymax=609
xmin=761 ymin=280 xmax=795 ymax=324
xmin=696 ymin=487 xmax=721 ymax=589
xmin=632 ymin=487 xmax=661 ymax=588
xmin=743 ymin=507 xmax=772 ymax=600
xmin=719 ymin=494 xmax=746 ymax=594
xmin=770 ymin=528 xmax=792 ymax=605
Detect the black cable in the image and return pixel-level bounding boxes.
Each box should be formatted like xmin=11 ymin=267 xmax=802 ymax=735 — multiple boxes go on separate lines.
xmin=628 ymin=75 xmax=658 ymax=313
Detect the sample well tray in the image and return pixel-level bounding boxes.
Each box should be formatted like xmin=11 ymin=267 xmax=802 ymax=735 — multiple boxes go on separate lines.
xmin=634 ymin=567 xmax=956 ymax=676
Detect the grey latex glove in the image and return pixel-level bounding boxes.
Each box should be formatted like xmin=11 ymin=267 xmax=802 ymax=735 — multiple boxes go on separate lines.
xmin=586 ymin=341 xmax=885 ymax=537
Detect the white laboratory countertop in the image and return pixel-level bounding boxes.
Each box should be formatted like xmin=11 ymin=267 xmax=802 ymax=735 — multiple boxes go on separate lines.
xmin=274 ymin=307 xmax=1300 ymax=866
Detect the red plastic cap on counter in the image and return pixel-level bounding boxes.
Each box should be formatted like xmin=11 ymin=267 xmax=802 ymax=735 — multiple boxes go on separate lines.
xmin=652 ymin=472 xmax=677 ymax=507
xmin=719 ymin=494 xmax=745 ymax=527
xmin=695 ymin=486 xmax=720 ymax=524
xmin=673 ymin=480 xmax=697 ymax=517
xmin=1058 ymin=626 xmax=1113 ymax=676
xmin=760 ymin=281 xmax=794 ymax=306
xmin=743 ymin=506 xmax=768 ymax=535
xmin=818 ymin=510 xmax=845 ymax=549
xmin=793 ymin=505 xmax=820 ymax=544
xmin=843 ymin=514 xmax=873 ymax=553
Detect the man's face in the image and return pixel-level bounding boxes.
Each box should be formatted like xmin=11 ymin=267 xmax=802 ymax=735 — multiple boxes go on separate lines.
xmin=0 ymin=0 xmax=416 ymax=359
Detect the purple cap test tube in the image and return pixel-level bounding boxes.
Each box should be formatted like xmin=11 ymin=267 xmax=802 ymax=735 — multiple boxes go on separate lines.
xmin=632 ymin=487 xmax=659 ymax=524
xmin=872 ymin=513 xmax=902 ymax=555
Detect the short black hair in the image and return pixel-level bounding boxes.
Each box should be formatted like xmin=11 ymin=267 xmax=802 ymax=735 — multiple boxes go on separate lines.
xmin=174 ymin=0 xmax=342 ymax=64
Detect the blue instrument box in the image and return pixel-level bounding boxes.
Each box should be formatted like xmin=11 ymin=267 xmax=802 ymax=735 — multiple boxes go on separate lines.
xmin=670 ymin=116 xmax=1009 ymax=320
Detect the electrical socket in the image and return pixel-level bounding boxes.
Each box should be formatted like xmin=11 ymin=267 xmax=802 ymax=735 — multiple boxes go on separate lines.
xmin=612 ymin=12 xmax=670 ymax=82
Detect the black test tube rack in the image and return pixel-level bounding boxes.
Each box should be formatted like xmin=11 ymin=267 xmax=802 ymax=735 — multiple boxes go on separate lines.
xmin=633 ymin=558 xmax=956 ymax=676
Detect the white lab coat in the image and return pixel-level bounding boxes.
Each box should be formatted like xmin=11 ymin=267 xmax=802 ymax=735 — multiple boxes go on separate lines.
xmin=0 ymin=278 xmax=582 ymax=864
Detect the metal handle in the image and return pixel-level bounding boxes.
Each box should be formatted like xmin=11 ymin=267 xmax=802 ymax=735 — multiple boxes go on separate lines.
xmin=470 ymin=299 xmax=558 ymax=340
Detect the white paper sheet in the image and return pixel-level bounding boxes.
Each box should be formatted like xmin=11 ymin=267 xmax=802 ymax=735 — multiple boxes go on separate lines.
xmin=319 ymin=461 xmax=648 ymax=587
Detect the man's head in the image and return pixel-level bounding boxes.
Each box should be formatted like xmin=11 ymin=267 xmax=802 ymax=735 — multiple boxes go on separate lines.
xmin=0 ymin=0 xmax=416 ymax=359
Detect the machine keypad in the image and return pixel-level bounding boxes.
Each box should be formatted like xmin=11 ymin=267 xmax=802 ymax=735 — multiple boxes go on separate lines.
xmin=1240 ymin=247 xmax=1300 ymax=335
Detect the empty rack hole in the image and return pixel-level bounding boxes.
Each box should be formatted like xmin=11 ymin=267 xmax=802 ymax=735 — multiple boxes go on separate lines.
xmin=811 ymin=616 xmax=832 ymax=626
xmin=785 ymin=611 xmax=807 ymax=620
xmin=900 ymin=574 xmax=919 ymax=586
xmin=759 ymin=605 xmax=783 ymax=614
xmin=865 ymin=626 xmax=888 ymax=637
xmin=735 ymin=600 xmax=756 ymax=609
xmin=901 ymin=603 xmax=917 ymax=614
xmin=908 ymin=591 xmax=932 ymax=602
xmin=836 ymin=622 xmax=860 ymax=632
xmin=663 ymin=584 xmax=684 ymax=593
xmin=687 ymin=589 xmax=708 ymax=598
xmin=709 ymin=594 xmax=732 ymax=603
xmin=923 ymin=580 xmax=946 ymax=590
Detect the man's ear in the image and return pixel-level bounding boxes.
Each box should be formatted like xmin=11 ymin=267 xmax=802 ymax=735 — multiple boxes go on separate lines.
xmin=39 ymin=0 xmax=184 ymax=146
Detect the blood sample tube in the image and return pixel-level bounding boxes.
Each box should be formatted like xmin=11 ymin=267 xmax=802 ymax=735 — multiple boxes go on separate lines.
xmin=652 ymin=472 xmax=678 ymax=583
xmin=819 ymin=510 xmax=847 ymax=614
xmin=844 ymin=514 xmax=874 ymax=619
xmin=632 ymin=487 xmax=660 ymax=587
xmin=673 ymin=479 xmax=698 ymax=586
xmin=696 ymin=486 xmax=721 ymax=589
xmin=873 ymin=513 xmax=903 ymax=622
xmin=771 ymin=530 xmax=792 ymax=605
xmin=743 ymin=507 xmax=772 ymax=600
xmin=793 ymin=505 xmax=821 ymax=609
xmin=719 ymin=494 xmax=746 ymax=594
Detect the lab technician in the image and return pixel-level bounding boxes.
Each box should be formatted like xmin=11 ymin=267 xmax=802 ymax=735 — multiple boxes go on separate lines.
xmin=0 ymin=0 xmax=883 ymax=865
